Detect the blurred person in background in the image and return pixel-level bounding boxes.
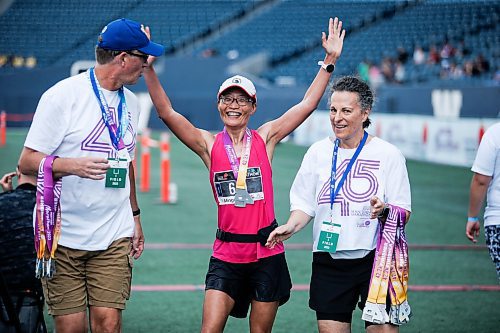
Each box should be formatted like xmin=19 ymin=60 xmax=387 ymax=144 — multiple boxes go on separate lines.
xmin=394 ymin=60 xmax=406 ymax=84
xmin=396 ymin=46 xmax=408 ymax=64
xmin=427 ymin=45 xmax=440 ymax=65
xmin=0 ymin=168 xmax=46 ymax=333
xmin=412 ymin=45 xmax=426 ymax=65
xmin=466 ymin=122 xmax=500 ymax=280
xmin=380 ymin=57 xmax=395 ymax=83
xmin=474 ymin=54 xmax=490 ymax=75
xmin=368 ymin=61 xmax=384 ymax=92
xmin=144 ymin=17 xmax=345 ymax=333
xmin=357 ymin=59 xmax=370 ymax=82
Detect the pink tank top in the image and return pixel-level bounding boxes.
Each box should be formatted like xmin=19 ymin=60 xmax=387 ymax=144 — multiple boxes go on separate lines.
xmin=209 ymin=129 xmax=285 ymax=263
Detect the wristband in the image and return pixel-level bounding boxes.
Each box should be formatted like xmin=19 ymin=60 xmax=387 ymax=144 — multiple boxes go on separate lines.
xmin=132 ymin=209 xmax=141 ymax=216
xmin=467 ymin=216 xmax=478 ymax=223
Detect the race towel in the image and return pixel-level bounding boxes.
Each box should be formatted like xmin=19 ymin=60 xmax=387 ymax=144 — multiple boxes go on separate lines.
xmin=362 ymin=204 xmax=411 ymax=325
xmin=35 ymin=156 xmax=62 ymax=279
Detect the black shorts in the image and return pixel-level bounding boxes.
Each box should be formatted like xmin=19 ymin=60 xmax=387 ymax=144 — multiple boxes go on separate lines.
xmin=205 ymin=253 xmax=292 ymax=318
xmin=310 ymin=250 xmax=390 ymax=324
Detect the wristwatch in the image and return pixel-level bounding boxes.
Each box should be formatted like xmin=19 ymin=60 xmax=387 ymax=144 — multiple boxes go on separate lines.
xmin=318 ymin=61 xmax=335 ymax=73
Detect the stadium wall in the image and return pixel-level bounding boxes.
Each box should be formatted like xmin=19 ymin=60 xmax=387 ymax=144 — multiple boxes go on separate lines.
xmin=0 ymin=57 xmax=498 ymax=167
xmin=293 ymin=84 xmax=499 ymax=167
xmin=377 ymin=85 xmax=499 ymax=118
xmin=294 ymin=113 xmax=497 ymax=168
xmin=0 ymin=56 xmax=309 ymax=130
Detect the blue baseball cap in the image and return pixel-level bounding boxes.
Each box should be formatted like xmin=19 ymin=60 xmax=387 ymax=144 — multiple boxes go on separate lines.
xmin=97 ymin=18 xmax=165 ymax=56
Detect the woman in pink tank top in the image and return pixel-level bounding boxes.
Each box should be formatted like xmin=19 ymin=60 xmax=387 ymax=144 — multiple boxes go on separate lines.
xmin=144 ymin=17 xmax=346 ymax=332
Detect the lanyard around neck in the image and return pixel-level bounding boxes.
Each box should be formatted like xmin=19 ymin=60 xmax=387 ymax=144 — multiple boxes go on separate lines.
xmin=330 ymin=131 xmax=368 ymax=211
xmin=222 ymin=128 xmax=252 ymax=190
xmin=89 ymin=67 xmax=127 ymax=151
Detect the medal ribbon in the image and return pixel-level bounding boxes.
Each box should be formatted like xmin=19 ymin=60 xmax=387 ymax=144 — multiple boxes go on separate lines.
xmin=363 ymin=205 xmax=411 ymax=325
xmin=88 ymin=67 xmax=128 ymax=151
xmin=222 ymin=128 xmax=252 ymax=190
xmin=35 ymin=156 xmax=62 ymax=279
xmin=329 ymin=131 xmax=368 ymax=212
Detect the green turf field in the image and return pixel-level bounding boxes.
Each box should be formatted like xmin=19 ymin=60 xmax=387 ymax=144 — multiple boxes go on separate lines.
xmin=1 ymin=128 xmax=498 ymax=332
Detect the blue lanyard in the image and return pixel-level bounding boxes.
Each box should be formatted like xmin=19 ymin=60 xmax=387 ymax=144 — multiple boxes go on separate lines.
xmin=89 ymin=67 xmax=126 ymax=150
xmin=330 ymin=131 xmax=368 ymax=211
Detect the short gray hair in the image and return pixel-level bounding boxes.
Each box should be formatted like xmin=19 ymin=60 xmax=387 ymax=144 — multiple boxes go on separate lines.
xmin=95 ymin=46 xmax=122 ymax=65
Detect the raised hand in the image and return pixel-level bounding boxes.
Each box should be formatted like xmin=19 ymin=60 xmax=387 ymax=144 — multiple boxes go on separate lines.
xmin=141 ymin=25 xmax=157 ymax=67
xmin=322 ymin=17 xmax=346 ymax=61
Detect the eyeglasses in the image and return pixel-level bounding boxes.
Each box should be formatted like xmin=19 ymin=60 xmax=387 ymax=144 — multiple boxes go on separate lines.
xmin=126 ymin=51 xmax=149 ymax=63
xmin=219 ymin=96 xmax=254 ymax=106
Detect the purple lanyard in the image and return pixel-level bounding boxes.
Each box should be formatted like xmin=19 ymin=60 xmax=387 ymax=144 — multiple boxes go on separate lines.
xmin=222 ymin=128 xmax=252 ymax=179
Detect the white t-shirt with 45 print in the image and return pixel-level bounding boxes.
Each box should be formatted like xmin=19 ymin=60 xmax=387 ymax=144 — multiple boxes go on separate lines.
xmin=24 ymin=72 xmax=139 ymax=251
xmin=290 ymin=136 xmax=411 ymax=259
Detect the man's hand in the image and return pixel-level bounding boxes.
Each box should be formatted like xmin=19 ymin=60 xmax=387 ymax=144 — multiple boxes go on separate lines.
xmin=0 ymin=172 xmax=16 ymax=192
xmin=130 ymin=216 xmax=145 ymax=259
xmin=65 ymin=157 xmax=109 ymax=180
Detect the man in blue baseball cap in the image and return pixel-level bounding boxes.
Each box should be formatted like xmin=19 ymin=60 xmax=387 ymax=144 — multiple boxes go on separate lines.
xmin=18 ymin=18 xmax=164 ymax=333
xmin=98 ymin=18 xmax=165 ymax=57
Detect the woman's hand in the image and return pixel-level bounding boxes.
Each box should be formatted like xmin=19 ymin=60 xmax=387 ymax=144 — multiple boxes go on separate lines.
xmin=141 ymin=25 xmax=157 ymax=67
xmin=266 ymin=224 xmax=295 ymax=249
xmin=370 ymin=196 xmax=386 ymax=219
xmin=322 ymin=17 xmax=346 ymax=63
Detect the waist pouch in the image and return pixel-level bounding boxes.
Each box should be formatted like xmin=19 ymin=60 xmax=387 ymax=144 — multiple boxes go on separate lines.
xmin=215 ymin=220 xmax=278 ymax=246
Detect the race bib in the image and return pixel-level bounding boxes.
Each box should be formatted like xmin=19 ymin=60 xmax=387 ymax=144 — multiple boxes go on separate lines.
xmin=213 ymin=167 xmax=264 ymax=205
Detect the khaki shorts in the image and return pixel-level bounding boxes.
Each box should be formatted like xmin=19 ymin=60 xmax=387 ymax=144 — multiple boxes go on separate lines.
xmin=42 ymin=237 xmax=133 ymax=316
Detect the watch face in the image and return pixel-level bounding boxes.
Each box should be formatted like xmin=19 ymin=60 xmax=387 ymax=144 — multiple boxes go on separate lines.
xmin=326 ymin=64 xmax=335 ymax=73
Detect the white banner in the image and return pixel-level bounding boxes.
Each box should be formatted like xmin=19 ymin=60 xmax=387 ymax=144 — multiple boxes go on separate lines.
xmin=292 ymin=111 xmax=498 ymax=167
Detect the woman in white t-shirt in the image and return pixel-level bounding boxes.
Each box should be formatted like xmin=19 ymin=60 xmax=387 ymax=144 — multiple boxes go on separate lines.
xmin=266 ymin=76 xmax=411 ymax=333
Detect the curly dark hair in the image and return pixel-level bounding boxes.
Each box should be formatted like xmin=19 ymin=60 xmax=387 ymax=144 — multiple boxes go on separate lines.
xmin=330 ymin=76 xmax=373 ymax=128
